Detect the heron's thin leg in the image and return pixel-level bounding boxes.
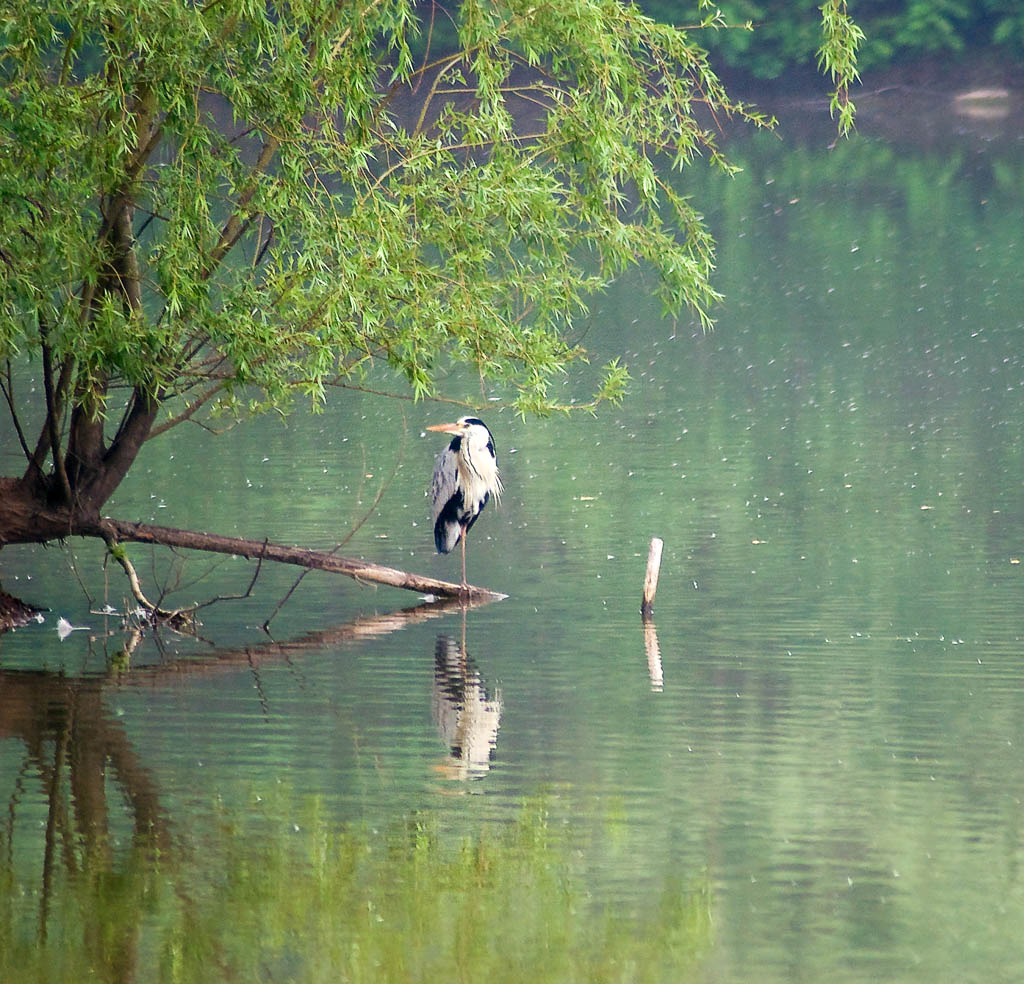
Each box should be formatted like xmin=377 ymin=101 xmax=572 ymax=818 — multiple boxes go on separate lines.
xmin=460 ymin=531 xmax=468 ymax=589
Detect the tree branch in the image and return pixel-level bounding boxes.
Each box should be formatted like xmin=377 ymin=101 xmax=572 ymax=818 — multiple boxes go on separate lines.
xmin=81 ymin=386 xmax=159 ymax=508
xmin=97 ymin=518 xmax=506 ymax=602
xmin=146 ymin=381 xmax=228 ymax=440
xmin=23 ymin=349 xmax=72 ymax=488
xmin=38 ymin=314 xmax=73 ymax=505
xmin=204 ymin=136 xmax=280 ymax=277
xmin=102 ymin=536 xmax=193 ymax=623
xmin=1 ymin=362 xmax=34 ymax=466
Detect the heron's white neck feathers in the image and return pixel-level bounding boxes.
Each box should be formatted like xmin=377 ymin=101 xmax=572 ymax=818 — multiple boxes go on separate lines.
xmin=459 ymin=427 xmax=501 ymax=505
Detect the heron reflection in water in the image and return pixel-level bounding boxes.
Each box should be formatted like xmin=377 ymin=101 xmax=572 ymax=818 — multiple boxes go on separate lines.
xmin=431 ymin=634 xmax=502 ymax=780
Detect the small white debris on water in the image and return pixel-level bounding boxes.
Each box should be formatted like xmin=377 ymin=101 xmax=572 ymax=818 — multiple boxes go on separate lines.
xmin=56 ymin=617 xmax=91 ymax=640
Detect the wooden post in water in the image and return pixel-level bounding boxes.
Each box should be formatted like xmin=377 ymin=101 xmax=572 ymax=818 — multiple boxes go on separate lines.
xmin=640 ymin=537 xmax=663 ymax=618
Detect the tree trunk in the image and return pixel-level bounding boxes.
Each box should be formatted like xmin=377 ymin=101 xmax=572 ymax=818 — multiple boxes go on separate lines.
xmin=0 ymin=477 xmax=79 ymax=545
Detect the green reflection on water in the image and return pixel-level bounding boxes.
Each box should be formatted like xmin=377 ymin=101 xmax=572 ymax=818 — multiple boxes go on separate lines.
xmin=0 ymin=779 xmax=710 ymax=984
xmin=2 ymin=123 xmax=1024 ymax=984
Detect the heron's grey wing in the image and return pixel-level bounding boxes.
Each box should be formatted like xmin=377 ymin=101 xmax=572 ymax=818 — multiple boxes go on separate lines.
xmin=430 ymin=447 xmax=460 ymax=526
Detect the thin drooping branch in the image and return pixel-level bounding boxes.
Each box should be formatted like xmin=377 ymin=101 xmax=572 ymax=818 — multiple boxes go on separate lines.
xmin=1 ymin=362 xmax=33 ymax=464
xmin=263 ymin=427 xmax=406 ymax=630
xmin=103 ymin=535 xmax=190 ymax=622
xmin=191 ymin=549 xmax=265 ymax=613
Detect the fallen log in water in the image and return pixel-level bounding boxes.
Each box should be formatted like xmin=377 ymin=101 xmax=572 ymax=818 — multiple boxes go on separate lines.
xmin=99 ymin=518 xmax=507 ymax=602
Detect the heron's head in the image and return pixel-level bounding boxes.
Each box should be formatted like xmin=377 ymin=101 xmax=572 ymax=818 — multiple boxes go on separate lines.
xmin=426 ymin=416 xmax=491 ymax=441
xmin=427 ymin=416 xmax=501 ymax=500
xmin=427 ymin=417 xmax=497 ymax=463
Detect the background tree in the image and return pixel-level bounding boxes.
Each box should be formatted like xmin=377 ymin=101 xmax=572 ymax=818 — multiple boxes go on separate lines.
xmin=640 ymin=0 xmax=1021 ymax=78
xmin=0 ymin=0 xmax=859 ymax=602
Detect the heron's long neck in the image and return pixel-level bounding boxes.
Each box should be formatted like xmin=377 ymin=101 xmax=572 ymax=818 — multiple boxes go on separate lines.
xmin=460 ymin=438 xmax=501 ymax=503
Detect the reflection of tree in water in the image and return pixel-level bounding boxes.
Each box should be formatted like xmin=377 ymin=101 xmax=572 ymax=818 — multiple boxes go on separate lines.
xmin=0 ymin=597 xmax=499 ymax=977
xmin=431 ymin=634 xmax=502 ymax=780
xmin=0 ymin=667 xmax=171 ymax=975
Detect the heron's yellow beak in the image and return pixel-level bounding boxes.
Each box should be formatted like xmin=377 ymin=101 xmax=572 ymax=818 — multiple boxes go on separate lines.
xmin=426 ymin=422 xmax=463 ymax=434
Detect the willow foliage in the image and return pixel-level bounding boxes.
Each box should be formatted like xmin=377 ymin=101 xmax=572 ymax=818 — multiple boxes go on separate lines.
xmin=0 ymin=1 xmax=851 ymax=427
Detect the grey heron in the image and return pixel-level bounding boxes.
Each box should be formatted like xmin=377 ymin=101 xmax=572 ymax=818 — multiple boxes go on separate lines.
xmin=427 ymin=417 xmax=502 ymax=589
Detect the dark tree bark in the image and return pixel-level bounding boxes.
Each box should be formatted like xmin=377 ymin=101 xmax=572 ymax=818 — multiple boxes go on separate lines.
xmin=0 ymin=585 xmax=44 ymax=631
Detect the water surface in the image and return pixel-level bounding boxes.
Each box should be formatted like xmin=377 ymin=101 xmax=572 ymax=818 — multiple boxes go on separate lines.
xmin=2 ymin=105 xmax=1023 ymax=983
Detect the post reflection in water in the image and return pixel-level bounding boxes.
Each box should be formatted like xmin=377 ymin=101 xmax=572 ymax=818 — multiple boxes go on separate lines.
xmin=431 ymin=631 xmax=502 ymax=781
xmin=642 ymin=618 xmax=664 ymax=692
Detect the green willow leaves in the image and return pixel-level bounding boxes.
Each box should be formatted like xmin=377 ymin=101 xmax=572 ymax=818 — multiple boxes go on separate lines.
xmin=818 ymin=0 xmax=864 ymax=138
xmin=0 ymin=1 xmax=852 ymax=428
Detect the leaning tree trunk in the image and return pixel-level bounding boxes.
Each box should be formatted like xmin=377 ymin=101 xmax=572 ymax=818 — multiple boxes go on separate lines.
xmin=100 ymin=518 xmax=507 ymax=602
xmin=0 ymin=476 xmax=505 ymax=604
xmin=0 ymin=477 xmax=79 ymax=545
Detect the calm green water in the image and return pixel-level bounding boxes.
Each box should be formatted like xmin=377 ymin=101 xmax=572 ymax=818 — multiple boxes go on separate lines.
xmin=2 ymin=105 xmax=1024 ymax=982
